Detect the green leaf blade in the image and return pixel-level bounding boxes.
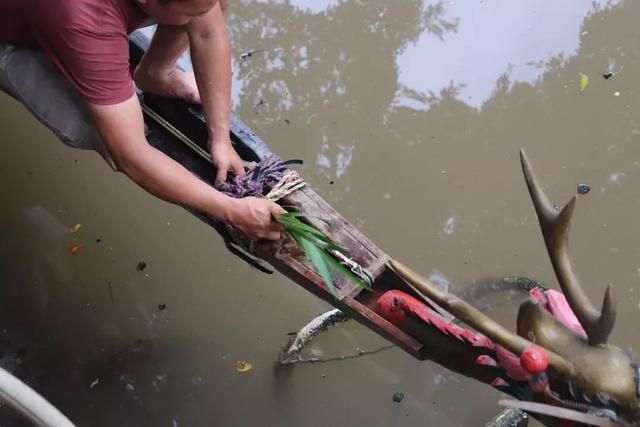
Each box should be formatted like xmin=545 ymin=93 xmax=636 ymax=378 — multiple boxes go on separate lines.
xmin=296 ymin=236 xmax=339 ymax=297
xmin=278 ymin=210 xmax=372 ymax=296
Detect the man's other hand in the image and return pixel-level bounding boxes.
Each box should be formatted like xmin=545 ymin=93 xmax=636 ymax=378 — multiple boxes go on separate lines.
xmin=211 ymin=139 xmax=244 ymax=185
xmin=226 ymin=197 xmax=285 ymax=241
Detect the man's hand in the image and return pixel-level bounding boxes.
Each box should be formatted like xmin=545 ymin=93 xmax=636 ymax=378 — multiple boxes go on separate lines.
xmin=226 ymin=197 xmax=285 ymax=241
xmin=211 ymin=139 xmax=244 ymax=185
xmin=87 ymin=95 xmax=284 ymax=243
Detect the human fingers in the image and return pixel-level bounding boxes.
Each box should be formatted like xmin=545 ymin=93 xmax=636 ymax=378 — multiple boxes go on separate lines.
xmin=267 ymin=220 xmax=284 ymax=234
xmin=263 ymin=230 xmax=282 ymax=241
xmin=266 ymin=201 xmax=286 ymax=216
xmin=231 ymin=157 xmax=245 ymax=177
xmin=215 ymin=162 xmax=228 ymax=186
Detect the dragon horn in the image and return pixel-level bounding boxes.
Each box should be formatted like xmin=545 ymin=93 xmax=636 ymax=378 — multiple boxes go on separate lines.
xmin=520 ymin=149 xmax=616 ymax=346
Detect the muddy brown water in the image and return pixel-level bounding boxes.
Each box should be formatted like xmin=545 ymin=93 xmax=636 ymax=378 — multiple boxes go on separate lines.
xmin=1 ymin=1 xmax=639 ymax=426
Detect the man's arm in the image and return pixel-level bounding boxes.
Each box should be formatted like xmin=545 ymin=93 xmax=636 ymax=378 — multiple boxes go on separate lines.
xmin=87 ymin=94 xmax=284 ymax=240
xmin=187 ymin=1 xmax=242 ymax=185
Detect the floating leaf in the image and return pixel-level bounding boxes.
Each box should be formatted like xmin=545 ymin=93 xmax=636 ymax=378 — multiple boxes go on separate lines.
xmin=69 ymin=244 xmax=82 ymax=255
xmin=579 ymin=73 xmax=589 ymax=91
xmin=235 ymin=360 xmax=253 ymax=372
xmin=69 ymin=224 xmax=82 ymax=233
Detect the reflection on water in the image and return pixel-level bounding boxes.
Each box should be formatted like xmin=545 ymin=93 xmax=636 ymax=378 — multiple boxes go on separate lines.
xmin=229 ymin=0 xmax=460 ymax=182
xmin=242 ymin=0 xmax=621 ymax=111
xmin=1 ymin=0 xmax=640 ymax=426
xmin=397 ymin=0 xmax=622 ymax=109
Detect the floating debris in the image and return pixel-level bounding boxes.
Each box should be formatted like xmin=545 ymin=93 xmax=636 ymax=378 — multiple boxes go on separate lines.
xmin=578 ymin=73 xmax=589 ymax=91
xmin=485 ymin=408 xmax=528 ymax=427
xmin=89 ymin=378 xmax=99 ymax=388
xmin=577 ymin=183 xmax=591 ymax=194
xmin=238 ymin=49 xmax=267 ymax=64
xmin=603 ymin=72 xmax=613 ymax=80
xmin=277 ymin=288 xmax=382 ymax=365
xmin=158 ymin=303 xmax=166 ymax=311
xmin=279 ymin=309 xmax=348 ymax=363
xmin=235 ymin=360 xmax=253 ymax=372
xmin=609 ymin=172 xmax=625 ymax=182
xmin=69 ymin=223 xmax=82 ymax=233
xmin=96 ymin=238 xmax=101 ymax=243
xmin=70 ymin=244 xmax=82 ymax=255
xmin=614 ymin=91 xmax=621 ymax=97
xmin=443 ymin=215 xmax=456 ymax=235
xmin=136 ymin=262 xmax=147 ymax=272
xmin=108 ymin=282 xmax=114 ymax=304
xmin=392 ymin=392 xmax=405 ymax=403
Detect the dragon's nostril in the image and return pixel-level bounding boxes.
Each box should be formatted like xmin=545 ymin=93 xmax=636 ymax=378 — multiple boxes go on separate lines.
xmin=392 ymin=296 xmax=401 ymax=308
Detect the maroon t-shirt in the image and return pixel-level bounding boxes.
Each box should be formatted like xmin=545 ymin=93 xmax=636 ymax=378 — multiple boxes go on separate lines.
xmin=0 ymin=0 xmax=148 ymax=105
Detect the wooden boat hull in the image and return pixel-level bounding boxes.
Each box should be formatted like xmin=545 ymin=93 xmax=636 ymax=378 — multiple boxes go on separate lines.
xmin=128 ymin=32 xmax=437 ymax=359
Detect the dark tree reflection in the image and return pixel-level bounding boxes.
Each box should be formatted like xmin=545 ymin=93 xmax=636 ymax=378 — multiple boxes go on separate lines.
xmin=226 ymin=0 xmax=458 ymax=186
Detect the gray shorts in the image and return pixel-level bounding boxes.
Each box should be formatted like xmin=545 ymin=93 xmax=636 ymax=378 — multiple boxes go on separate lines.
xmin=0 ymin=44 xmax=115 ymax=168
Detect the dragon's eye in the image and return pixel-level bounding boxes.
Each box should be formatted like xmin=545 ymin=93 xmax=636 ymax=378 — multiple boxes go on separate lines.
xmin=392 ymin=297 xmax=401 ymax=308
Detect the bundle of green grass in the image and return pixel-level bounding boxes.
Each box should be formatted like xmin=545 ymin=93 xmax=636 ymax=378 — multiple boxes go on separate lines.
xmin=275 ymin=212 xmax=370 ymax=297
xmin=217 ymin=154 xmax=370 ymax=297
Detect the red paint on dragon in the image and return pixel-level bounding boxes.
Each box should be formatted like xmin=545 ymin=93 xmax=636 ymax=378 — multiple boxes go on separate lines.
xmin=375 ymin=290 xmax=494 ymax=348
xmin=375 ymin=288 xmax=583 ymax=385
xmin=375 ymin=290 xmax=527 ymax=381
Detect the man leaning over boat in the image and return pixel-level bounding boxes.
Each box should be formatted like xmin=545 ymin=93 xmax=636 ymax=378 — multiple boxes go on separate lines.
xmin=0 ymin=0 xmax=284 ymax=241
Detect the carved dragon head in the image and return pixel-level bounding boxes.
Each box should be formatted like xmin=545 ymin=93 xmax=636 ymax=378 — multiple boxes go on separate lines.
xmin=390 ymin=150 xmax=640 ymax=426
xmin=516 ymin=149 xmax=639 ymax=425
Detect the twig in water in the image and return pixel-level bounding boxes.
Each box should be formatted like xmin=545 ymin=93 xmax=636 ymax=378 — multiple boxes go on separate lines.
xmin=279 ymin=344 xmax=394 ymax=365
xmin=238 ymin=49 xmax=268 ymax=64
xmin=107 ymin=282 xmax=114 ymax=304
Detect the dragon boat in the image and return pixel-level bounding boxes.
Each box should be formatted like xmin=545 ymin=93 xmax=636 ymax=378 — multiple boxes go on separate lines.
xmin=128 ymin=32 xmax=640 ymax=427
